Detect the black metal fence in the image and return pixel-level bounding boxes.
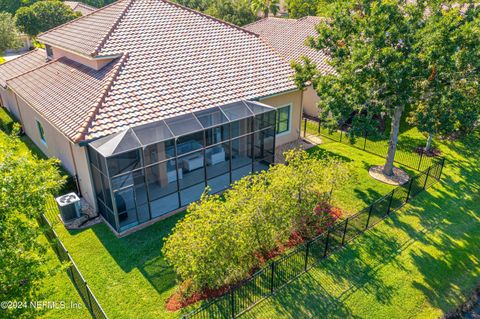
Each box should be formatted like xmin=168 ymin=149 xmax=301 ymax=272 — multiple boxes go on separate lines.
xmin=38 ymin=210 xmax=108 ymax=319
xmin=182 ymin=159 xmax=445 ymax=319
xmin=301 ymin=115 xmax=437 ymax=172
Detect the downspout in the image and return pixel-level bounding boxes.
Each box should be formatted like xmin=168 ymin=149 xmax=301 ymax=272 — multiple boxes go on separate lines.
xmin=68 ymin=142 xmax=82 ymax=196
xmin=298 ymin=89 xmax=305 ymax=140
xmin=13 ymin=93 xmax=25 ymax=125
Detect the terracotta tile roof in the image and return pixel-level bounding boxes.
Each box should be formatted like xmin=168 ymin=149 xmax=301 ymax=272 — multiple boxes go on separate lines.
xmin=64 ymin=1 xmax=97 ymax=15
xmin=244 ymin=16 xmax=335 ymax=75
xmin=0 ymin=49 xmax=47 ymax=88
xmin=38 ymin=0 xmax=133 ymax=57
xmin=8 ymin=0 xmax=296 ymax=142
xmin=7 ymin=56 xmax=127 ymax=141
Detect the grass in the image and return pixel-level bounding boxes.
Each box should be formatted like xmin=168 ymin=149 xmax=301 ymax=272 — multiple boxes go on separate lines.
xmin=241 ymin=130 xmax=480 ymax=319
xmin=0 ymin=56 xmax=5 ymax=64
xmin=38 ymin=235 xmax=91 ymax=319
xmin=8 ymin=106 xmax=477 ymax=318
xmin=41 ymin=131 xmax=405 ymax=319
xmin=0 ymin=128 xmax=90 ymax=319
xmin=46 ymin=210 xmax=188 ymax=319
xmin=307 ymin=142 xmax=415 ymax=216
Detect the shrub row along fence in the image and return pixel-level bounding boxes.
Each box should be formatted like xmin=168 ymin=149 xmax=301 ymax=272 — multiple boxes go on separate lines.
xmin=182 ymin=158 xmax=445 ymax=319
xmin=301 ymin=114 xmax=437 ymax=172
xmin=38 ymin=204 xmax=108 ymax=319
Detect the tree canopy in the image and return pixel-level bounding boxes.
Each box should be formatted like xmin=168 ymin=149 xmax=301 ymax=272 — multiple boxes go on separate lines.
xmin=0 ymin=12 xmax=21 ymax=53
xmin=251 ymin=0 xmax=279 ymax=18
xmin=205 ymin=0 xmax=256 ymax=26
xmin=163 ymin=149 xmax=352 ymax=295
xmin=0 ymin=127 xmax=65 ymax=319
xmin=15 ymin=0 xmax=81 ymax=37
xmin=287 ymin=0 xmax=318 ymax=19
xmin=408 ymin=3 xmax=480 ymax=150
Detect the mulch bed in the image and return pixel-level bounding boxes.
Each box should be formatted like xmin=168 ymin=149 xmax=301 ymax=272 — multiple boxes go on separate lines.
xmin=166 ymin=206 xmax=343 ymax=311
xmin=414 ymin=147 xmax=442 ymax=157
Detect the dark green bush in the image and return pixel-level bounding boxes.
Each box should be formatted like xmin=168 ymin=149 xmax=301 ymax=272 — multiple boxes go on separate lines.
xmin=0 ymin=107 xmax=15 ymax=134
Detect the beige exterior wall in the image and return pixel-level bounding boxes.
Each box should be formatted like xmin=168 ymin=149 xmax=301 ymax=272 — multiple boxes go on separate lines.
xmin=8 ymin=92 xmax=97 ymax=210
xmin=0 ymin=88 xmax=22 ymax=121
xmin=260 ymin=89 xmax=303 ymax=146
xmin=303 ymin=85 xmax=321 ymax=117
xmin=51 ymin=47 xmax=114 ymax=70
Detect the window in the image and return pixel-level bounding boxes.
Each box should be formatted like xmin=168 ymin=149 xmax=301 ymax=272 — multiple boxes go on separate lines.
xmin=276 ymin=105 xmax=291 ymax=134
xmin=36 ymin=120 xmax=46 ymax=145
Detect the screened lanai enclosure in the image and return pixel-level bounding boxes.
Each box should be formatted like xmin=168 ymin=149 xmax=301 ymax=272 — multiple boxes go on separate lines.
xmin=87 ymin=100 xmax=277 ymax=233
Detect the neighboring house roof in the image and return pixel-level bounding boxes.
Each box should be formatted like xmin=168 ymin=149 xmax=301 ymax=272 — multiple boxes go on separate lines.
xmin=244 ymin=16 xmax=335 ymax=76
xmin=64 ymin=1 xmax=97 ymax=15
xmin=5 ymin=0 xmax=296 ymax=142
xmin=0 ymin=49 xmax=46 ymax=88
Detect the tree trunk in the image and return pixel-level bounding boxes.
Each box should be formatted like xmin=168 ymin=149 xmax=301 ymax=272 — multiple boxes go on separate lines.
xmin=383 ymin=105 xmax=403 ymax=176
xmin=424 ymin=133 xmax=433 ymax=152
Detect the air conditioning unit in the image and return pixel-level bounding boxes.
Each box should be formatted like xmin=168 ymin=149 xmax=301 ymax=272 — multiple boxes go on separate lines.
xmin=55 ymin=192 xmax=81 ymax=222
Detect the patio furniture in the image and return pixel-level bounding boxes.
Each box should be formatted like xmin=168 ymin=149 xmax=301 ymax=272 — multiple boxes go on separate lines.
xmin=206 ymin=146 xmax=226 ymax=165
xmin=182 ymin=155 xmax=204 ymax=171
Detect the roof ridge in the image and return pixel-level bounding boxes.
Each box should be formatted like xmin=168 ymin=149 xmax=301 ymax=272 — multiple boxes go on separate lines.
xmin=90 ymin=0 xmax=135 ymax=57
xmin=162 ymin=0 xmax=260 ymax=37
xmin=37 ymin=0 xmax=129 ymax=45
xmin=75 ymin=52 xmax=130 ymax=142
xmin=242 ymin=16 xmax=297 ymax=29
xmin=74 ymin=2 xmax=98 ymax=11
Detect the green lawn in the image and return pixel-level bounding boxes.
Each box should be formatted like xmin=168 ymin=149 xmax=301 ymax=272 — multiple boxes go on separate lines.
xmin=242 ymin=131 xmax=480 ymax=319
xmin=42 ymin=133 xmax=407 ymax=319
xmin=307 ymin=142 xmax=415 ymax=215
xmin=0 ymin=128 xmax=90 ymax=319
xmin=38 ymin=235 xmax=91 ymax=319
xmin=46 ymin=209 xmax=188 ymax=319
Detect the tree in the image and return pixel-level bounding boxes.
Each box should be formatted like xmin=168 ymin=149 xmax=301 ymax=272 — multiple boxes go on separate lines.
xmin=286 ymin=0 xmax=318 ymax=19
xmin=15 ymin=0 xmax=81 ymax=37
xmin=408 ymin=4 xmax=480 ymax=151
xmin=293 ymin=0 xmax=425 ymax=176
xmin=251 ymin=0 xmax=279 ymax=18
xmin=0 ymin=127 xmax=65 ymax=319
xmin=0 ymin=12 xmax=21 ymax=53
xmin=205 ymin=0 xmax=257 ymax=26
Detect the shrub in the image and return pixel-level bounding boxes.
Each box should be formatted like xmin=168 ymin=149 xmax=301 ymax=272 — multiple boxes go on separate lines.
xmin=163 ymin=149 xmax=352 ymax=296
xmin=0 ymin=107 xmax=15 ymax=134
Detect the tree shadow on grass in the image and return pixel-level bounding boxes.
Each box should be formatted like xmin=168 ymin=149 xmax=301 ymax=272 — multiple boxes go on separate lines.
xmin=89 ymin=211 xmax=186 ymax=296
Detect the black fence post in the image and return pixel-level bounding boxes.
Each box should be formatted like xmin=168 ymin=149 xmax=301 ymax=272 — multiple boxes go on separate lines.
xmin=417 ymin=151 xmax=424 ymax=171
xmin=86 ymin=282 xmax=93 ymax=311
xmin=304 ymin=242 xmax=310 ymax=271
xmin=317 ymin=119 xmax=321 ymax=135
xmin=339 ymin=130 xmax=343 ymax=143
xmin=323 ymin=230 xmax=330 ymax=258
xmin=365 ymin=204 xmax=373 ymax=229
xmin=386 ymin=189 xmax=394 ymax=215
xmin=438 ymin=158 xmax=445 ymax=179
xmin=405 ymin=177 xmax=414 ymax=203
xmin=230 ymin=289 xmax=235 ymax=319
xmin=423 ymin=167 xmax=431 ymax=189
xmin=341 ymin=219 xmax=349 ymax=246
xmin=270 ymin=262 xmax=275 ymax=294
xmin=303 ymin=118 xmax=307 ymax=137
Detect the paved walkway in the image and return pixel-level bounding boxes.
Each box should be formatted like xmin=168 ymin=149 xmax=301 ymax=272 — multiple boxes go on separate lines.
xmin=2 ymin=51 xmax=26 ymax=62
